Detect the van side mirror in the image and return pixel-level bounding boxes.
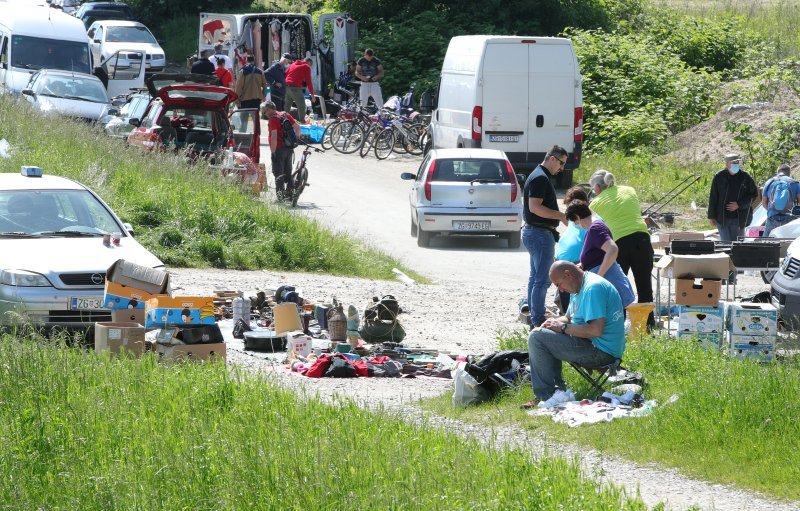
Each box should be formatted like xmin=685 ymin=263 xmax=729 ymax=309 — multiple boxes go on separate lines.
xmin=123 ymin=223 xmax=134 ymax=236
xmin=128 ymin=118 xmax=140 ymax=127
xmin=21 ymin=88 xmax=35 ymax=97
xmin=400 ymin=172 xmax=416 ymax=181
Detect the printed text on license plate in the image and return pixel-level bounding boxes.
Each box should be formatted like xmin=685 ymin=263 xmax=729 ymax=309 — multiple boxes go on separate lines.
xmin=70 ymin=297 xmax=103 ymax=310
xmin=489 ymin=135 xmax=519 ymax=143
xmin=454 ymin=221 xmax=490 ymax=231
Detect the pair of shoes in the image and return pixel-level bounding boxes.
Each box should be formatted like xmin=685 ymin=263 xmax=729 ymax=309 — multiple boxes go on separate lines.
xmin=520 ymin=399 xmax=540 ymax=410
xmin=539 ymin=389 xmax=576 ymax=408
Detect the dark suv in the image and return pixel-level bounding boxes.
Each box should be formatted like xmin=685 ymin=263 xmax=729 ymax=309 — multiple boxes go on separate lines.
xmin=75 ymin=2 xmax=136 ymax=28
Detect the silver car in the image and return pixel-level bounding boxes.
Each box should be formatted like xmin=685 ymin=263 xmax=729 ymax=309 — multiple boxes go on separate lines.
xmin=0 ymin=168 xmax=164 ymax=333
xmin=401 ymin=148 xmax=523 ymax=248
xmin=22 ymin=70 xmax=111 ymax=122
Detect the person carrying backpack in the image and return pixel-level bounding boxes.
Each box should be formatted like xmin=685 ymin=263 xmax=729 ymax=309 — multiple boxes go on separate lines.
xmin=263 ymin=101 xmax=301 ymax=202
xmin=762 ymin=163 xmax=800 ymax=236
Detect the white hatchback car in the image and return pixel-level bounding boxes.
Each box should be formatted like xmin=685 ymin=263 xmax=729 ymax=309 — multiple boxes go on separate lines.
xmin=401 ymin=148 xmax=523 ymax=248
xmin=87 ymin=20 xmax=166 ymax=72
xmin=0 ymin=167 xmax=164 ymax=333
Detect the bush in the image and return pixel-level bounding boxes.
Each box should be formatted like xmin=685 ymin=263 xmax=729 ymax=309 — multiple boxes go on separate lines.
xmin=569 ymin=27 xmax=720 ymax=152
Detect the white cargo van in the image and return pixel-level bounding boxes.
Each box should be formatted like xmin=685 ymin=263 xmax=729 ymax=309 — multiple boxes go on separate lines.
xmin=199 ymin=12 xmax=357 ymax=97
xmin=430 ymin=35 xmax=583 ymax=187
xmin=0 ymin=3 xmax=92 ymax=94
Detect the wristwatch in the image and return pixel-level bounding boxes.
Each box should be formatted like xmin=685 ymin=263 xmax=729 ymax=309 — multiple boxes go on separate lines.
xmin=560 ymin=323 xmax=568 ymax=334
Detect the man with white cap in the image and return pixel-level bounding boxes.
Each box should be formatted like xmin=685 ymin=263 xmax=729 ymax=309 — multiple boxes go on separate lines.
xmin=264 ymin=53 xmax=293 ymax=112
xmin=707 ymin=153 xmax=758 ymax=244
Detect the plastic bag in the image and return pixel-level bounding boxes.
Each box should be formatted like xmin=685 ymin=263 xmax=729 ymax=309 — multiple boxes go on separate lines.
xmin=452 ymin=363 xmax=489 ymax=407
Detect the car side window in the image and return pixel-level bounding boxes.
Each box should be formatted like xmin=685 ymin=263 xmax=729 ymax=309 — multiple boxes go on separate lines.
xmin=140 ymin=103 xmax=161 ymax=129
xmin=416 ymin=155 xmax=430 ymax=181
xmin=0 ymin=36 xmax=7 ymax=68
xmin=95 ymin=26 xmax=103 ymax=42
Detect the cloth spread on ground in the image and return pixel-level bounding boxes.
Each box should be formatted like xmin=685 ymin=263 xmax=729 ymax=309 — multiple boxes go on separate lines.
xmin=529 ymin=398 xmax=658 ymax=426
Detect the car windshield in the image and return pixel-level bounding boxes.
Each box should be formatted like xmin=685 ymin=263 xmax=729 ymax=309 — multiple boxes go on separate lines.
xmin=0 ymin=189 xmax=120 ymax=236
xmin=37 ymin=75 xmax=108 ymax=103
xmin=106 ymin=26 xmax=156 ymax=44
xmin=432 ymin=159 xmax=509 ymax=182
xmin=10 ymin=35 xmax=91 ymax=74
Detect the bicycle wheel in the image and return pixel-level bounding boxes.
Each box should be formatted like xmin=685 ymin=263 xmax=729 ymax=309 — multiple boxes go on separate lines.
xmin=320 ymin=121 xmax=340 ymax=151
xmin=331 ymin=121 xmax=365 ymax=154
xmin=392 ymin=128 xmax=409 ymax=154
xmin=359 ymin=125 xmax=379 ymax=158
xmin=406 ymin=124 xmax=426 ymax=156
xmin=291 ymin=166 xmax=308 ymax=207
xmin=374 ymin=128 xmax=396 ymax=160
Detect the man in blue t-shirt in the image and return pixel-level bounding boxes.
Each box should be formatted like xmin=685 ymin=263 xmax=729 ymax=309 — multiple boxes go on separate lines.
xmin=761 ymin=164 xmax=800 ymax=236
xmin=522 ymin=261 xmax=625 ymax=407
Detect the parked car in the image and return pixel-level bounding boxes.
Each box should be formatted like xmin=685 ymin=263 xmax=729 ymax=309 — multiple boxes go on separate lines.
xmin=400 ymin=148 xmax=523 ymax=248
xmin=75 ymin=2 xmax=136 ymax=28
xmin=88 ymin=20 xmax=165 ymax=73
xmin=103 ymin=88 xmax=150 ymax=138
xmin=127 ymin=73 xmax=260 ymax=163
xmin=22 ymin=69 xmax=112 ymax=121
xmin=0 ymin=167 xmax=164 ymax=334
xmin=50 ymin=0 xmax=82 ymax=15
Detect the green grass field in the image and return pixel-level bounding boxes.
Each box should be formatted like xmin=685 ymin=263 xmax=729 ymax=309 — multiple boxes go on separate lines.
xmin=0 ymin=96 xmax=425 ymax=282
xmin=0 ymin=335 xmax=648 ymax=509
xmin=424 ymin=330 xmax=800 ymax=501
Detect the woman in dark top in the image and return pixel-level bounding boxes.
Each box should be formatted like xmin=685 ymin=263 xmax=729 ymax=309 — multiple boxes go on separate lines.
xmin=564 ymin=201 xmax=635 ymax=309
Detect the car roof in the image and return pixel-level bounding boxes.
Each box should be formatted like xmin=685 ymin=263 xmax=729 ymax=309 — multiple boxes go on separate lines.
xmin=93 ymin=20 xmax=145 ymax=28
xmin=428 ymin=148 xmax=509 ymax=160
xmin=0 ymin=173 xmax=86 ymax=191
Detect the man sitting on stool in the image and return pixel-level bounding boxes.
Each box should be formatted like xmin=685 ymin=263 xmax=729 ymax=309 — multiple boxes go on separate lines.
xmin=521 ymin=260 xmax=626 ymax=409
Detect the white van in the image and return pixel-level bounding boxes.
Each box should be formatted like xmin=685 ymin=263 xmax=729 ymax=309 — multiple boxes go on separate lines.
xmin=0 ymin=3 xmax=146 ymax=97
xmin=430 ymin=36 xmax=583 ymax=187
xmin=199 ymin=12 xmax=357 ymax=98
xmin=0 ymin=3 xmax=92 ymax=94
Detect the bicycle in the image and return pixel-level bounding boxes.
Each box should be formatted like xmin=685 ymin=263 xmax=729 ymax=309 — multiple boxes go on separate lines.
xmin=286 ymin=143 xmax=323 ymax=207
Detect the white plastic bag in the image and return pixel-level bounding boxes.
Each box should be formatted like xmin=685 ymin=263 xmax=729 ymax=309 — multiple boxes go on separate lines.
xmin=452 ymin=362 xmax=489 ymax=407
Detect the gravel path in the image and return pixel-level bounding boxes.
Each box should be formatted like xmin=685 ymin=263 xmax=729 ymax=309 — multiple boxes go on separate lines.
xmin=170 ymin=267 xmax=798 ymax=511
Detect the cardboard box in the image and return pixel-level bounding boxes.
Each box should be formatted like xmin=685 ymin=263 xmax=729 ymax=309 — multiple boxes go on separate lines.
xmin=103 ymin=259 xmax=170 ymax=310
xmin=112 ymin=308 xmax=146 ymax=324
xmin=677 ymin=304 xmax=725 ymax=333
xmin=655 ymin=253 xmax=734 ymax=280
xmin=156 ymin=342 xmax=226 ymax=362
xmin=658 ymin=231 xmax=705 ymax=244
xmin=675 ymin=278 xmax=722 ymax=306
xmin=145 ymin=295 xmax=217 ymax=328
xmin=725 ymin=302 xmax=778 ymax=336
xmin=95 ymin=321 xmax=145 ymax=356
xmin=286 ymin=332 xmax=311 ymax=357
xmin=730 ymin=338 xmax=775 ymax=362
xmin=677 ymin=331 xmax=722 ymax=351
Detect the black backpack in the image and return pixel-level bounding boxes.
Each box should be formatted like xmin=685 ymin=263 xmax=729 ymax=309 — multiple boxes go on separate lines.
xmin=279 ymin=113 xmax=298 ymax=149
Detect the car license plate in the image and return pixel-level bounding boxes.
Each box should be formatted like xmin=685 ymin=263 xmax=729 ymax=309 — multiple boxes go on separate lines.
xmin=489 ymin=134 xmax=519 ymax=143
xmin=70 ymin=297 xmax=103 ymax=310
xmin=453 ymin=221 xmax=490 ymax=231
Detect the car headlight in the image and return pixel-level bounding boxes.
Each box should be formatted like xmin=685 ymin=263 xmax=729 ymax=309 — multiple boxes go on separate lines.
xmin=0 ymin=270 xmax=52 ymax=287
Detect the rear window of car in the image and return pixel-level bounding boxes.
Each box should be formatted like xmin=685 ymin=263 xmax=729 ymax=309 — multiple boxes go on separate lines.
xmin=431 ymin=159 xmax=509 ymax=183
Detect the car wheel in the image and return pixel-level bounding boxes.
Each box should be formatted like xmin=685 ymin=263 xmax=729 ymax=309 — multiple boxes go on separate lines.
xmin=417 ymin=228 xmax=431 ymax=247
xmin=505 ymin=231 xmax=521 ymax=249
xmin=410 ymin=216 xmax=418 ymax=237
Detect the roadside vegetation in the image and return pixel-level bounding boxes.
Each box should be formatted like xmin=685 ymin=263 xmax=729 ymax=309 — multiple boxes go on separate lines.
xmin=423 ymin=331 xmax=800 ymax=501
xmin=0 ymin=97 xmax=423 ymax=281
xmin=0 ymin=334 xmax=648 ymax=510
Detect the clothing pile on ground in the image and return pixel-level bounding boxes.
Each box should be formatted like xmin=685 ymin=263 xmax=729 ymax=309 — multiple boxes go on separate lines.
xmin=528 ymin=392 xmax=678 ymax=427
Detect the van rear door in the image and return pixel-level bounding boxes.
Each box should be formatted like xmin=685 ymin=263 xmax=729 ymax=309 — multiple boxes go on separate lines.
xmin=528 ymin=42 xmax=575 ymax=156
xmin=481 ymin=42 xmax=528 ymax=154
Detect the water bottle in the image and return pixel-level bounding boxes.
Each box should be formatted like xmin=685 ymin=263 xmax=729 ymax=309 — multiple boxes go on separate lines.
xmin=232 ymin=296 xmax=250 ymax=326
xmin=225 ymin=147 xmax=234 ymax=168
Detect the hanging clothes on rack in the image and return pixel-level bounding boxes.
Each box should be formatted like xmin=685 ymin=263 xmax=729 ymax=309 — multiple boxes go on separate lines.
xmin=241 ymin=20 xmax=254 ymax=55
xmin=293 ymin=20 xmax=305 ymax=60
xmin=269 ymin=19 xmax=281 ymax=64
xmin=281 ymin=20 xmax=292 ymax=58
xmin=333 ymin=16 xmax=349 ymax=78
xmin=252 ymin=19 xmax=263 ymax=69
xmin=344 ymin=17 xmax=358 ymax=64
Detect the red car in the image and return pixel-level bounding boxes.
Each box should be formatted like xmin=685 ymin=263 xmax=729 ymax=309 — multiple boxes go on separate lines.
xmin=127 ymin=73 xmax=261 ymax=164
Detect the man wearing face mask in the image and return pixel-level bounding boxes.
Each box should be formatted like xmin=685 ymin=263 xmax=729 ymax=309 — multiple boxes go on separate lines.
xmin=707 ymin=153 xmax=758 ymax=243
xmin=265 ymin=53 xmax=292 ymax=112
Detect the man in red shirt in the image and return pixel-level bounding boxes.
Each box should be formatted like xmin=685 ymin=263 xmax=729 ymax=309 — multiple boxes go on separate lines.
xmin=214 ymin=57 xmax=234 ymax=89
xmin=263 ymin=101 xmax=301 ymax=201
xmin=284 ymin=57 xmax=316 ymax=123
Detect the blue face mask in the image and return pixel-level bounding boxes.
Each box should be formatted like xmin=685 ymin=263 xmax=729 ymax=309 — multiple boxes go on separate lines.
xmin=729 ymin=164 xmax=741 ymax=174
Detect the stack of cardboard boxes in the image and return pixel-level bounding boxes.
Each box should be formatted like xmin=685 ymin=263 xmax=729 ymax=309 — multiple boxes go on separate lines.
xmin=97 ymin=259 xmax=225 ymax=361
xmin=726 ymin=303 xmax=777 ymax=362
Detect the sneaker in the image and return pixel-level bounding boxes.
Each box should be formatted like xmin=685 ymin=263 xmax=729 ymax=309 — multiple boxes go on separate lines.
xmin=519 ymin=399 xmax=541 ymax=410
xmin=538 ymin=389 xmax=576 ymax=408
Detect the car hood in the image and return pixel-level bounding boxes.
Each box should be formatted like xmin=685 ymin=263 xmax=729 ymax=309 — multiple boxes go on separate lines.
xmin=770 ymin=217 xmax=800 ymax=240
xmin=102 ymin=41 xmax=163 ymax=55
xmin=0 ymin=237 xmax=163 ymax=278
xmin=32 ymin=96 xmax=109 ymax=120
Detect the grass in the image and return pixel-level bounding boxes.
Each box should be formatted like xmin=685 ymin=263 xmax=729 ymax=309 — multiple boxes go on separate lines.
xmin=424 ymin=329 xmax=800 ymax=501
xmin=0 ymin=96 xmax=426 ymax=282
xmin=157 ymin=14 xmax=200 ymax=66
xmin=0 ymin=334 xmax=648 ymax=510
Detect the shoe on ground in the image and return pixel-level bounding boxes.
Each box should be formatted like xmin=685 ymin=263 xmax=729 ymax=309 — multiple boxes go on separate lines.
xmin=520 ymin=399 xmax=540 ymax=410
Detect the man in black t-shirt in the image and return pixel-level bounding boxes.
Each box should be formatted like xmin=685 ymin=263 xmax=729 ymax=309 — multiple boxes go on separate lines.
xmin=522 ymin=145 xmax=568 ymax=328
xmin=355 ymin=48 xmax=384 ymax=108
